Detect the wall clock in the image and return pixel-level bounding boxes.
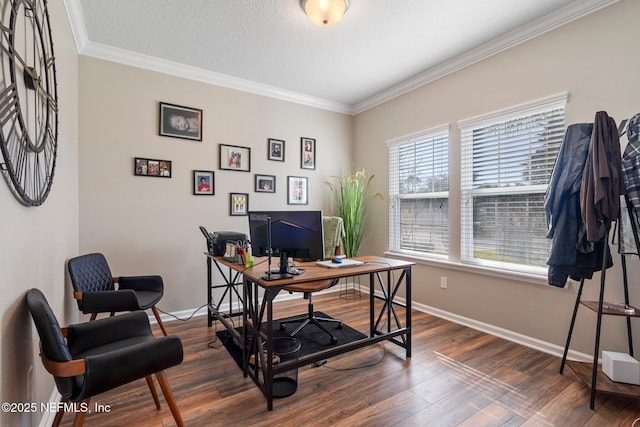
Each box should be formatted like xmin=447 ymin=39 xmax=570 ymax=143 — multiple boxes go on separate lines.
xmin=0 ymin=0 xmax=58 ymax=206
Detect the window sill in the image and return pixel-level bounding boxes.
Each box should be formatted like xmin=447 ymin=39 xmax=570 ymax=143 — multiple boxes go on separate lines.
xmin=383 ymin=251 xmax=552 ymax=287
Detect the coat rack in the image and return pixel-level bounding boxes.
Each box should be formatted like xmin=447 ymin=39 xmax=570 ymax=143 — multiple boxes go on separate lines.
xmin=559 ymin=113 xmax=640 ymax=409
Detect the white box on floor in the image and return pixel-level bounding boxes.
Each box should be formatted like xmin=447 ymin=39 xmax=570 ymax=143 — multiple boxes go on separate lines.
xmin=602 ymin=351 xmax=640 ymax=385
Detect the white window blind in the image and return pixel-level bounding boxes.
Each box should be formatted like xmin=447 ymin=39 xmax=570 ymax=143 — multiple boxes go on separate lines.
xmin=459 ymin=93 xmax=567 ymax=273
xmin=388 ymin=126 xmax=449 ymax=256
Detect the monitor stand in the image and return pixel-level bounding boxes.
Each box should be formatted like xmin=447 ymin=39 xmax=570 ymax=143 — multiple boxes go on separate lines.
xmin=262 ymin=252 xmax=293 ymax=281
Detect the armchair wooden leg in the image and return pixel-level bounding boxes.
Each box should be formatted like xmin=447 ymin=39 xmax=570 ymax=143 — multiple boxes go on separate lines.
xmin=145 ymin=375 xmax=161 ymax=409
xmin=52 ymin=397 xmax=68 ymax=427
xmin=89 ymin=313 xmax=97 ymax=321
xmin=72 ymin=398 xmax=90 ymax=427
xmin=152 ymin=306 xmax=168 ymax=336
xmin=155 ymin=371 xmax=184 ymax=427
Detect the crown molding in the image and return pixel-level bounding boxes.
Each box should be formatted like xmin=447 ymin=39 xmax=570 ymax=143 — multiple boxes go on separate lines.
xmin=80 ymin=41 xmax=355 ymax=115
xmin=64 ymin=0 xmax=617 ymax=117
xmin=62 ymin=0 xmax=87 ymax=52
xmin=352 ymin=0 xmax=619 ymax=115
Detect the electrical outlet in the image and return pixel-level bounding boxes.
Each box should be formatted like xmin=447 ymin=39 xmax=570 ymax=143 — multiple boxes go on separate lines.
xmin=440 ymin=276 xmax=448 ymax=289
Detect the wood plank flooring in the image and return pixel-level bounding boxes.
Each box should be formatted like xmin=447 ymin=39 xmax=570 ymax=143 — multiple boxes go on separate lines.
xmin=58 ymin=292 xmax=640 ymax=426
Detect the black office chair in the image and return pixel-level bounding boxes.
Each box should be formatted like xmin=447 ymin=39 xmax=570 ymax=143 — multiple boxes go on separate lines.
xmin=26 ymin=288 xmax=184 ymax=427
xmin=279 ymin=279 xmax=342 ymax=344
xmin=67 ymin=253 xmax=168 ymax=336
xmin=279 ymin=216 xmax=345 ymax=344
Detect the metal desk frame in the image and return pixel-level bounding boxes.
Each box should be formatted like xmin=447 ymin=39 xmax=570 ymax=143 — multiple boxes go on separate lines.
xmin=206 ymin=255 xmax=245 ymax=343
xmin=207 ymin=254 xmax=413 ymax=410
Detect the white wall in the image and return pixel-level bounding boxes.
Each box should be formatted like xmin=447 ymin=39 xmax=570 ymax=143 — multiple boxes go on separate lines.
xmin=354 ymin=0 xmax=640 ymax=356
xmin=78 ymin=57 xmax=353 ymax=314
xmin=0 ymin=1 xmax=79 ymax=426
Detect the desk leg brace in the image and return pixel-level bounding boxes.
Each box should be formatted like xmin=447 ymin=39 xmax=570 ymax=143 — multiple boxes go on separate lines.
xmin=212 ymin=259 xmax=244 ymax=310
xmin=243 ymin=279 xmax=279 ymax=411
xmin=370 ymin=267 xmax=412 ymax=358
xmin=207 ymin=257 xmax=245 ymax=327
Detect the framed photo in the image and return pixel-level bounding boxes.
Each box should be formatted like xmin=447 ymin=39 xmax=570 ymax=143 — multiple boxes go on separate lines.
xmin=219 ymin=144 xmax=251 ymax=172
xmin=193 ymin=170 xmax=214 ymax=195
xmin=268 ymin=138 xmax=285 ymax=162
xmin=134 ymin=157 xmax=171 ymax=178
xmin=255 ymin=174 xmax=276 ymax=193
xmin=230 ymin=193 xmax=249 ymax=216
xmin=301 ymin=137 xmax=316 ymax=170
xmin=287 ymin=176 xmax=308 ymax=205
xmin=159 ymin=102 xmax=202 ymax=141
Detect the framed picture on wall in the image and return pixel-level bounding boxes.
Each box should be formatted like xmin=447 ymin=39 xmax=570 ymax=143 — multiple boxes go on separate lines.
xmin=159 ymin=102 xmax=202 ymax=141
xmin=268 ymin=138 xmax=285 ymax=162
xmin=220 ymin=144 xmax=251 ymax=172
xmin=301 ymin=137 xmax=315 ymax=170
xmin=193 ymin=170 xmax=214 ymax=195
xmin=255 ymin=174 xmax=276 ymax=193
xmin=229 ymin=193 xmax=249 ymax=215
xmin=287 ymin=176 xmax=308 ymax=205
xmin=134 ymin=157 xmax=172 ymax=178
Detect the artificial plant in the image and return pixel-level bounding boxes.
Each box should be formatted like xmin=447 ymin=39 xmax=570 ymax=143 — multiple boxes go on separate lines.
xmin=327 ymin=168 xmax=382 ymax=258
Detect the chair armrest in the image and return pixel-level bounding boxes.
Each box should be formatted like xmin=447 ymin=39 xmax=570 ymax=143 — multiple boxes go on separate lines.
xmin=66 ymin=312 xmax=152 ymax=356
xmin=78 ymin=289 xmax=140 ymax=313
xmin=40 ymin=353 xmax=86 ymax=377
xmin=117 ymin=275 xmax=164 ymax=293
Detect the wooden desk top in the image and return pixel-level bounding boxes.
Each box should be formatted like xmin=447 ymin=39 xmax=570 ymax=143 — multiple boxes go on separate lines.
xmin=207 ymin=254 xmax=414 ymax=287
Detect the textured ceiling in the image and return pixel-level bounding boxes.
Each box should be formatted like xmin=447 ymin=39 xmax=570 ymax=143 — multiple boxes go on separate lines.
xmin=67 ymin=0 xmax=618 ymax=114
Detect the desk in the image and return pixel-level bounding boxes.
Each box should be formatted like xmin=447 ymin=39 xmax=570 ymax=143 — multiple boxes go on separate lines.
xmin=206 ymin=254 xmax=413 ymax=410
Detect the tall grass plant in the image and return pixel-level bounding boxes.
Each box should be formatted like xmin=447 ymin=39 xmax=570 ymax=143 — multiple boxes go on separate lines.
xmin=327 ymin=169 xmax=382 ymax=258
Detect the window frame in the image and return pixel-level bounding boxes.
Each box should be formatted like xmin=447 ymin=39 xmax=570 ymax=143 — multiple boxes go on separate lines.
xmin=387 ymin=124 xmax=450 ymax=258
xmin=457 ymin=92 xmax=568 ymax=275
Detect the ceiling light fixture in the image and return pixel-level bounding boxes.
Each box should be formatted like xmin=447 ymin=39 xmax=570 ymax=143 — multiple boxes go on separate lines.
xmin=300 ymin=0 xmax=350 ymax=28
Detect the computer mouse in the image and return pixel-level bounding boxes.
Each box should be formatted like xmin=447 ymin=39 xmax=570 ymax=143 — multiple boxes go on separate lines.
xmin=331 ymin=257 xmax=342 ymax=264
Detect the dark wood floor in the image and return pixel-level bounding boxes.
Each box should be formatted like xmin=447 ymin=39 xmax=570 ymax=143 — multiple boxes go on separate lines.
xmin=58 ymin=291 xmax=640 ymax=426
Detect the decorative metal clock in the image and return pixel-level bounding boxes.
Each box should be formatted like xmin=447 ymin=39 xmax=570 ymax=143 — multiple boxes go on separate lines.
xmin=0 ymin=0 xmax=58 ymax=206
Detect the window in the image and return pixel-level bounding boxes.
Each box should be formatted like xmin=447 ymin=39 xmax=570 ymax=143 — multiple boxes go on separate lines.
xmin=388 ymin=125 xmax=449 ymax=256
xmin=459 ymin=93 xmax=567 ymax=273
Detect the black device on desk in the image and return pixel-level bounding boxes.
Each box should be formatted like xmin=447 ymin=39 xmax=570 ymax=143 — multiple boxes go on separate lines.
xmin=199 ymin=226 xmax=247 ymax=256
xmin=248 ymin=210 xmax=325 ymax=281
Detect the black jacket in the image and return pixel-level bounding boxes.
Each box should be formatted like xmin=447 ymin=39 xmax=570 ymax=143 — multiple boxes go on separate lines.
xmin=545 ymin=122 xmax=612 ymax=287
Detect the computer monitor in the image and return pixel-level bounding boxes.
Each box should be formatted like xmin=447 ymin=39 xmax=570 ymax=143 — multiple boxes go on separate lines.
xmin=248 ymin=210 xmax=325 ymax=280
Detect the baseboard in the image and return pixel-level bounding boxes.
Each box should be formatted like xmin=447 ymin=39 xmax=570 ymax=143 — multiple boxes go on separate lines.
xmin=39 ymin=389 xmax=61 ymax=427
xmin=409 ymin=300 xmax=592 ymax=363
xmin=150 ymin=288 xmax=311 ymax=326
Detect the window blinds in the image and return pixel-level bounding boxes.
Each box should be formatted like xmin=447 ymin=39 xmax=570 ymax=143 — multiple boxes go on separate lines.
xmin=388 ymin=126 xmax=449 ymax=256
xmin=459 ymin=94 xmax=566 ymax=271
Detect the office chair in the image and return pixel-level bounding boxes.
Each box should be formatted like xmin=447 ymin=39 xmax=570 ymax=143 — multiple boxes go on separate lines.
xmin=67 ymin=253 xmax=168 ymax=336
xmin=279 ymin=216 xmax=345 ymax=344
xmin=26 ymin=288 xmax=184 ymax=427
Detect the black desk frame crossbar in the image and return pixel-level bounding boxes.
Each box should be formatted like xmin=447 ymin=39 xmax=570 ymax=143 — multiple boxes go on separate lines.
xmin=206 ymin=257 xmax=244 ymax=332
xmin=242 ymin=264 xmax=412 ymax=410
xmin=371 ymin=269 xmax=410 ymax=350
